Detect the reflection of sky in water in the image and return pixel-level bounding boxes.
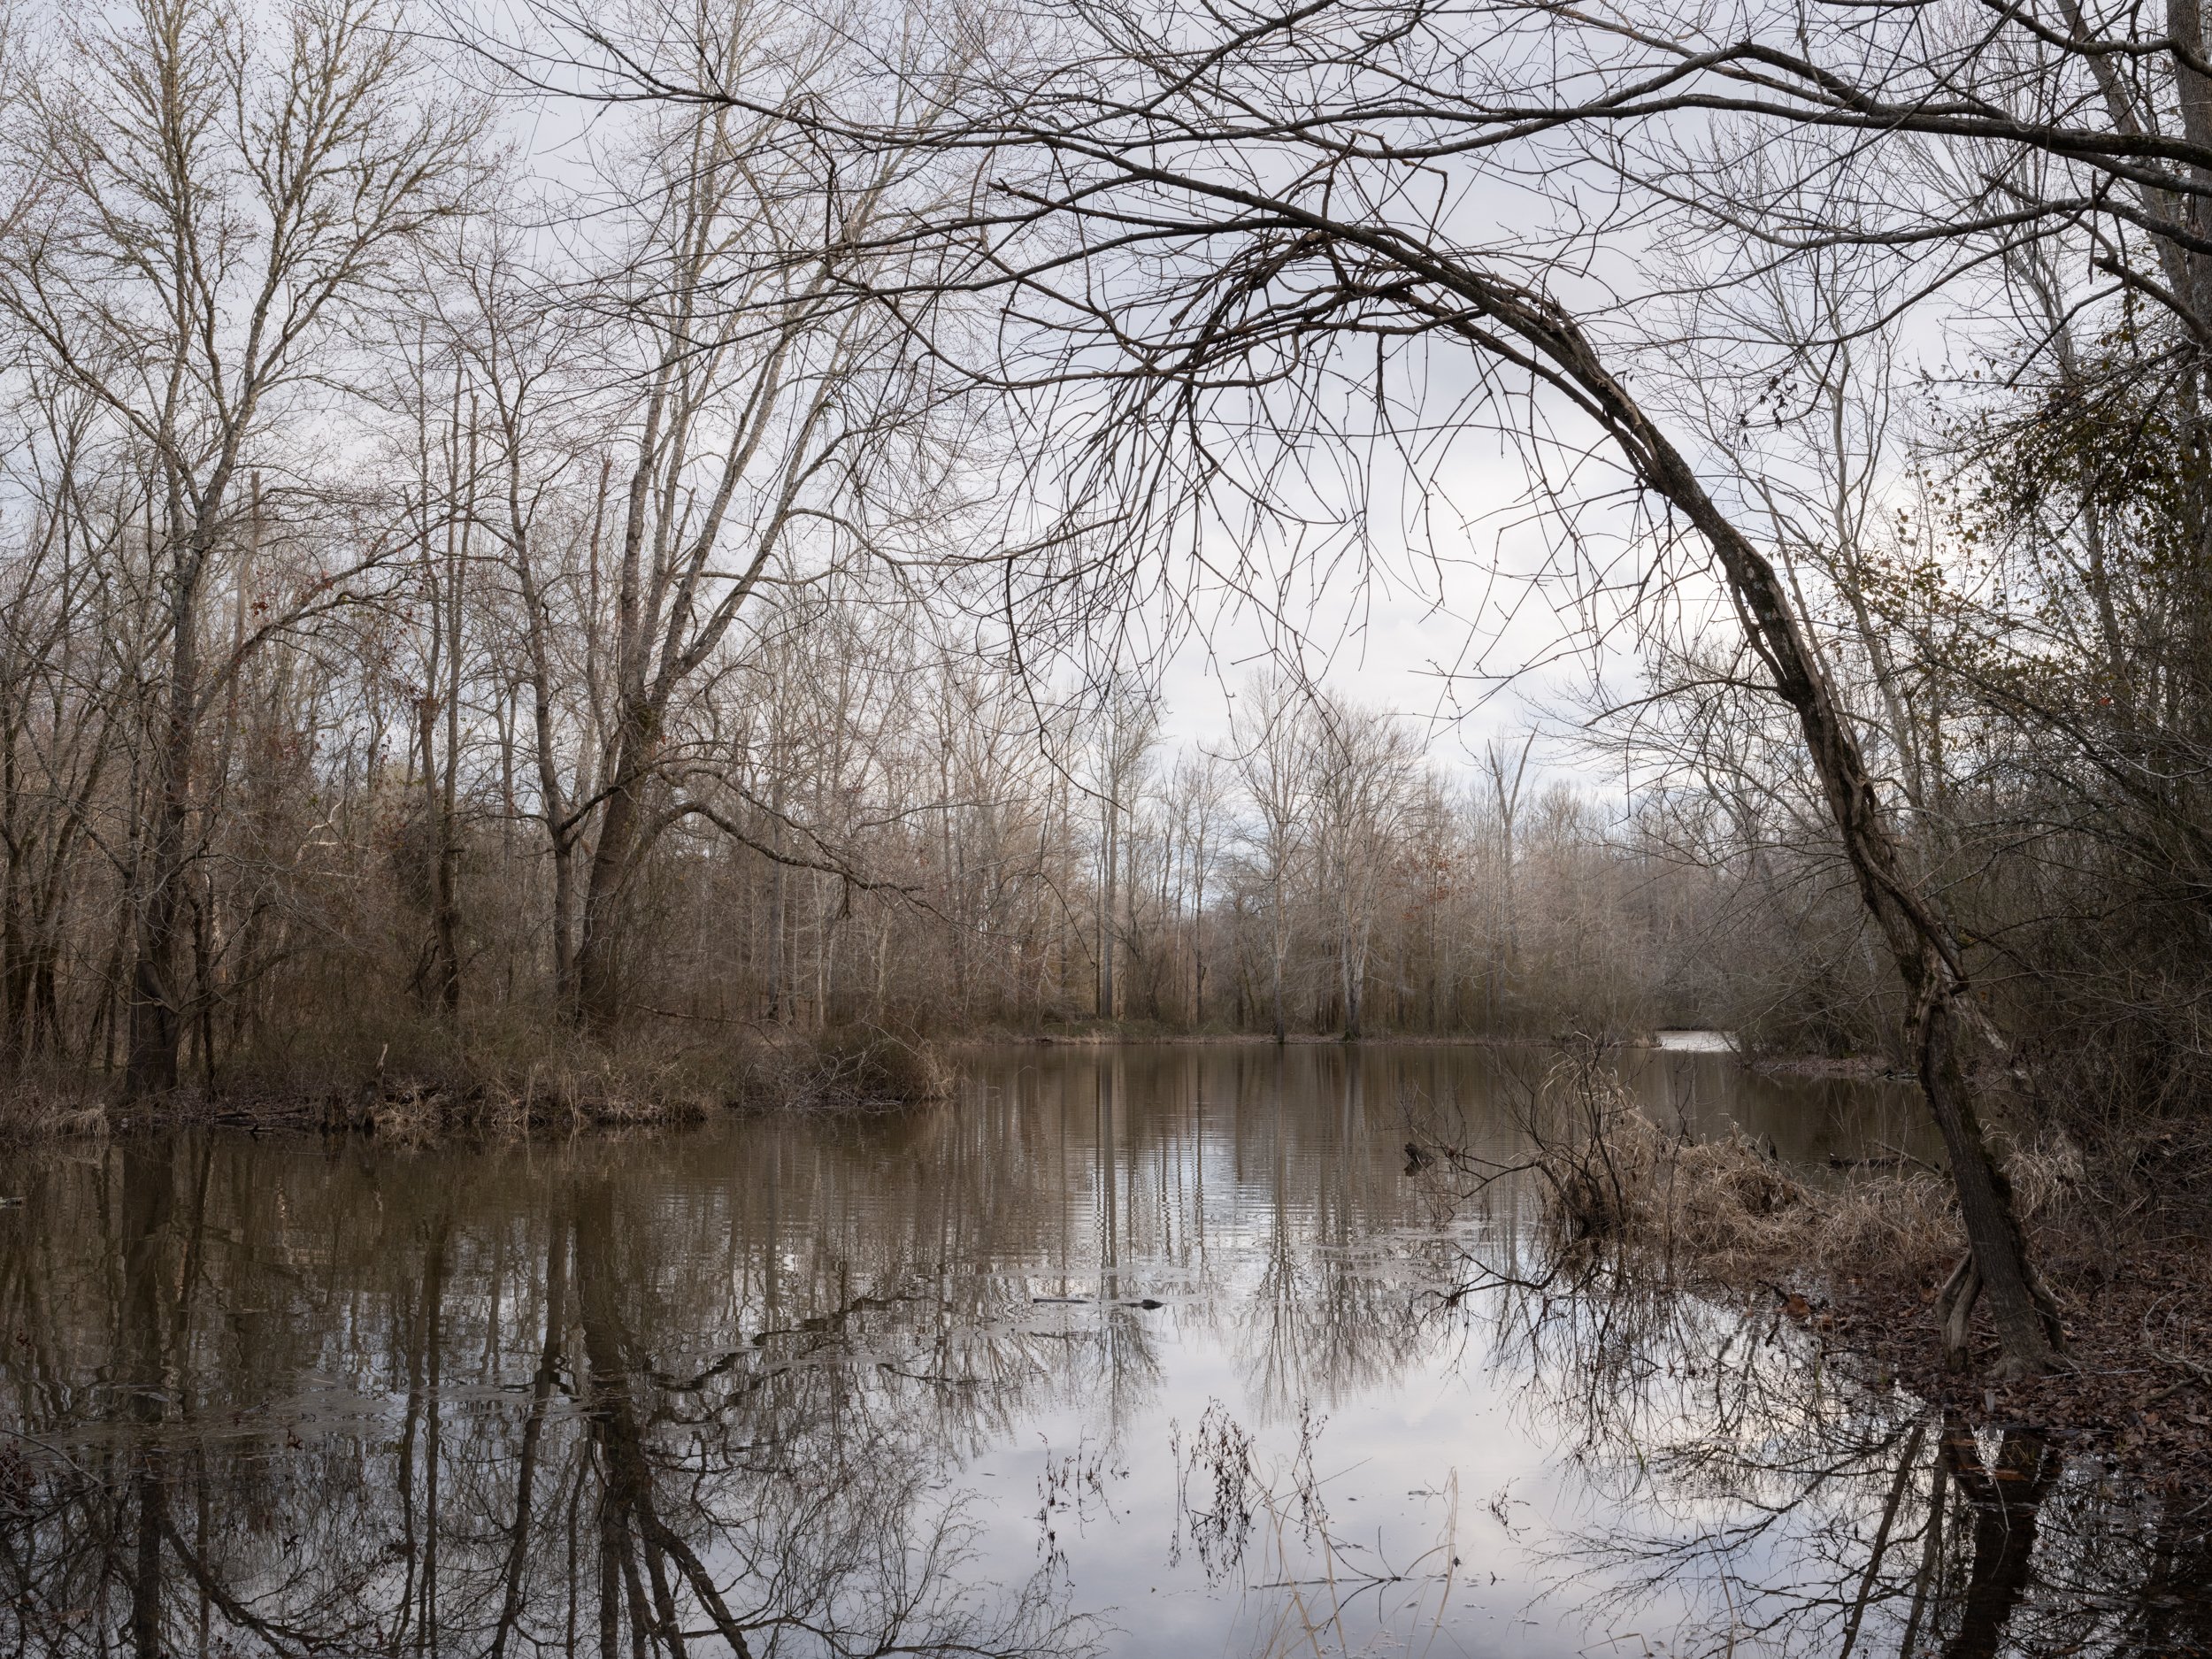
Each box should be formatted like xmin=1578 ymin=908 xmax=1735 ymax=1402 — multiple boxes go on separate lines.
xmin=0 ymin=1044 xmax=2197 ymax=1657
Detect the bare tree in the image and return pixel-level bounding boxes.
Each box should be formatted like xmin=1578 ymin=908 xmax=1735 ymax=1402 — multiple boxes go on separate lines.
xmin=546 ymin=21 xmax=987 ymax=1032
xmin=1164 ymin=749 xmax=1226 ymax=1024
xmin=0 ymin=0 xmax=471 ymax=1090
xmin=1304 ymin=695 xmax=1417 ymax=1041
xmin=1083 ymin=683 xmax=1156 ymax=1018
xmin=1227 ymin=672 xmax=1310 ymax=1044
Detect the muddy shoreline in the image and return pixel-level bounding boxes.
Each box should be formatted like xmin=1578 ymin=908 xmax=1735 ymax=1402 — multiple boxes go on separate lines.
xmin=1802 ymin=1232 xmax=2212 ymax=1485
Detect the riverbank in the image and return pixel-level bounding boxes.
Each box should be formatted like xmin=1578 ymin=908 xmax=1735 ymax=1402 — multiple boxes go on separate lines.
xmin=0 ymin=1025 xmax=1863 ymax=1138
xmin=1818 ymin=1230 xmax=2212 ymax=1485
xmin=0 ymin=1025 xmax=959 ymax=1141
xmin=1424 ymin=1069 xmax=2212 ymax=1482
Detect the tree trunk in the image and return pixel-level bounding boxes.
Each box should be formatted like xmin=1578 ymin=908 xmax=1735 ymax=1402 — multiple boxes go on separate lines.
xmin=572 ymin=392 xmax=664 ymax=1040
xmin=1271 ymin=902 xmax=1286 ymax=1043
xmin=433 ymin=449 xmax=466 ymax=1017
xmin=1340 ymin=937 xmax=1354 ymax=1039
xmin=416 ymin=691 xmax=460 ymax=1015
xmin=767 ymin=780 xmax=788 ymax=1022
xmin=550 ymin=833 xmax=578 ymax=1015
xmin=1455 ymin=290 xmax=2065 ymax=1371
xmin=575 ymin=694 xmax=663 ymax=1034
xmin=1097 ymin=801 xmax=1116 ymax=1018
xmin=1306 ymin=266 xmax=2077 ymax=1367
xmin=128 ymin=561 xmax=201 ymax=1095
xmin=1663 ymin=452 xmax=2060 ymax=1371
xmin=1193 ymin=879 xmax=1207 ymax=1025
xmin=1 ymin=716 xmax=24 ymax=1055
xmin=575 ymin=764 xmax=644 ymax=1035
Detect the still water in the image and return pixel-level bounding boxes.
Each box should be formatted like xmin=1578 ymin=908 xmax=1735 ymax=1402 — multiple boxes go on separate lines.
xmin=0 ymin=1043 xmax=2203 ymax=1656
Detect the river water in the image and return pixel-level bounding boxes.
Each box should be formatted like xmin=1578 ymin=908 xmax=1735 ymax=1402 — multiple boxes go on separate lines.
xmin=0 ymin=1043 xmax=2203 ymax=1655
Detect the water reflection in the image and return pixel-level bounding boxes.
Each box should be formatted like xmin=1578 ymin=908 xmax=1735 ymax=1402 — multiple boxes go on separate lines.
xmin=1495 ymin=1257 xmax=2212 ymax=1655
xmin=0 ymin=1045 xmax=2198 ymax=1655
xmin=1 ymin=1146 xmax=1087 ymax=1657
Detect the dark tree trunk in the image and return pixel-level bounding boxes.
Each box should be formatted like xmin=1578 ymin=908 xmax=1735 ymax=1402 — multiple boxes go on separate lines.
xmin=550 ymin=834 xmax=579 ymax=1015
xmin=1342 ymin=928 xmax=1363 ymax=1041
xmin=575 ymin=716 xmax=655 ymax=1035
xmin=128 ymin=573 xmax=201 ymax=1095
xmin=1400 ymin=268 xmax=2065 ymax=1372
xmin=416 ymin=692 xmax=461 ymax=1016
xmin=1939 ymin=1416 xmax=2060 ymax=1659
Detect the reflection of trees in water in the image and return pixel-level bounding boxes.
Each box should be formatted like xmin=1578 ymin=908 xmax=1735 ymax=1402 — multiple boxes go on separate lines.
xmin=0 ymin=1142 xmax=1094 ymax=1657
xmin=1480 ymin=1261 xmax=2212 ymax=1656
xmin=0 ymin=1048 xmax=1453 ymax=1656
xmin=1236 ymin=1053 xmax=1430 ymax=1420
xmin=1 ymin=1142 xmax=400 ymax=1655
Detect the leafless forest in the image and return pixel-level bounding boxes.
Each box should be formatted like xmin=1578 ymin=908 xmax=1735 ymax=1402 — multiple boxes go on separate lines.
xmin=2 ymin=0 xmax=2208 ymax=1232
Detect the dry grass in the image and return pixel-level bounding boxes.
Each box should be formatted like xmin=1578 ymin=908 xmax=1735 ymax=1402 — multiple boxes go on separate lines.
xmin=736 ymin=1025 xmax=955 ymax=1112
xmin=1549 ymin=1101 xmax=1962 ymax=1290
xmin=1422 ymin=1043 xmax=1964 ymax=1298
xmin=0 ymin=1066 xmax=112 ymax=1142
xmin=341 ymin=1025 xmax=954 ymax=1136
xmin=371 ymin=1020 xmax=958 ymax=1129
xmin=1428 ymin=1042 xmax=2194 ymax=1334
xmin=1 ymin=1016 xmax=961 ymax=1142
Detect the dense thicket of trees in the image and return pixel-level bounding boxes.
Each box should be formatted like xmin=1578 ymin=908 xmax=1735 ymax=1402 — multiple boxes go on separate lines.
xmin=0 ymin=477 xmax=1734 ymax=1073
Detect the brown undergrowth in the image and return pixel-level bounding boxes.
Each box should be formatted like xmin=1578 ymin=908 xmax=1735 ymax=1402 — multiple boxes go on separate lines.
xmin=0 ymin=1064 xmax=113 ymax=1142
xmin=1414 ymin=1042 xmax=2212 ymax=1481
xmin=0 ymin=1023 xmax=955 ymax=1141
